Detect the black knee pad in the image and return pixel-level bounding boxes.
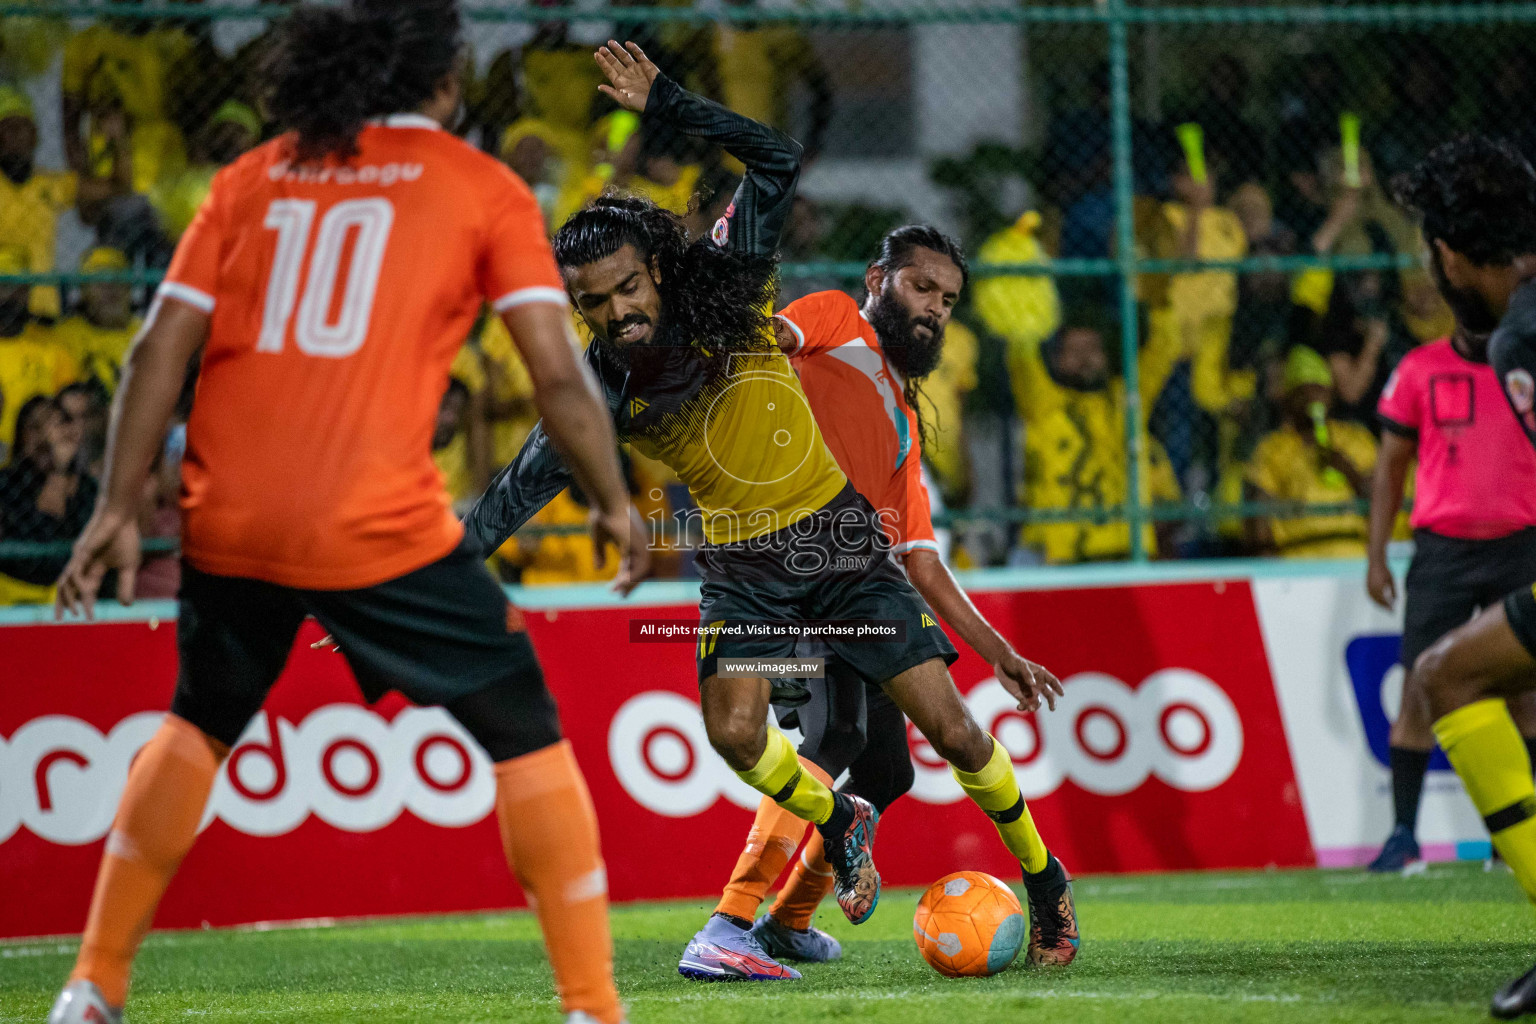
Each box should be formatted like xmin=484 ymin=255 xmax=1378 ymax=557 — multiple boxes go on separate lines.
xmin=843 ymin=693 xmax=915 ymax=812
xmin=783 ymin=660 xmax=869 ymax=779
xmin=445 ymin=664 xmax=563 ymax=763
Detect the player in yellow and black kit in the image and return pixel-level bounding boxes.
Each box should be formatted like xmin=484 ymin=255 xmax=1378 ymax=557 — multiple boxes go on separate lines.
xmin=1395 ymin=135 xmax=1536 ymax=1019
xmin=466 ymin=42 xmax=1070 ymax=981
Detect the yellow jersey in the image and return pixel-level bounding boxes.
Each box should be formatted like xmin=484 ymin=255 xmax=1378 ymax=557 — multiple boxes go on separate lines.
xmin=52 ymin=314 xmax=140 ymax=392
xmin=0 ymin=169 xmax=77 ymax=319
xmin=622 ymin=345 xmax=847 ymax=545
xmin=1245 ymin=421 xmax=1376 ymax=558
xmin=0 ymin=323 xmax=80 ymax=446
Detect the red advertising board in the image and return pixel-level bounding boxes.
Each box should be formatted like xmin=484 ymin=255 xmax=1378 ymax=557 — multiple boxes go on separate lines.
xmin=0 ymin=580 xmax=1313 ymax=939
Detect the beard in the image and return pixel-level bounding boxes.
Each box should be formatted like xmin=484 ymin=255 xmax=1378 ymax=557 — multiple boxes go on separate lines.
xmin=867 ymin=287 xmax=944 ymax=380
xmin=1431 ymin=247 xmax=1501 ymax=333
xmin=0 ymin=152 xmax=31 ymax=185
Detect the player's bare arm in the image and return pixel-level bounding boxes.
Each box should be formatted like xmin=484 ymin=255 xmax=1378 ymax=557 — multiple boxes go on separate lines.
xmin=499 ymin=300 xmax=640 ymax=591
xmin=1366 ymin=431 xmax=1414 ymax=610
xmin=55 ymin=300 xmax=208 ymax=620
xmin=903 ymin=547 xmax=1063 ymax=712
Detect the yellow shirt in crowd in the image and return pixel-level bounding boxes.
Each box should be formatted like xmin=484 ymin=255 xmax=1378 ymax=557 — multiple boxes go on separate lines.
xmin=0 ymin=323 xmax=80 ymax=446
xmin=1245 ymin=420 xmax=1377 ymax=559
xmin=514 ymin=488 xmax=619 ymax=587
xmin=0 ymin=169 xmax=77 ymax=318
xmin=87 ymin=118 xmax=187 ymax=195
xmin=918 ymin=319 xmax=978 ymax=495
xmin=53 ymin=314 xmax=141 ymax=391
xmin=714 ymin=25 xmax=816 ymax=135
xmin=63 ymin=22 xmax=188 ymax=122
xmin=1012 ymin=339 xmax=1182 ymax=563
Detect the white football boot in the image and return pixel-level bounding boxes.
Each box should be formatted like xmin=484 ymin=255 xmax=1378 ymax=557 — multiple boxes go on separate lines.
xmin=565 ymin=1013 xmax=627 ymax=1024
xmin=47 ymin=980 xmax=123 ymax=1024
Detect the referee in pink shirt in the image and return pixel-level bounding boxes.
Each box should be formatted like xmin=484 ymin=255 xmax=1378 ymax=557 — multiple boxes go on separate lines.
xmin=1366 ymin=324 xmax=1536 ymax=871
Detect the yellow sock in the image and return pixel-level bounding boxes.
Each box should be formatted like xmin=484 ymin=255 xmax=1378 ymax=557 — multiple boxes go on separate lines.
xmin=736 ymin=728 xmax=835 ymax=825
xmin=1435 ymin=699 xmax=1536 ymax=904
xmin=952 ymin=735 xmax=1048 ymax=873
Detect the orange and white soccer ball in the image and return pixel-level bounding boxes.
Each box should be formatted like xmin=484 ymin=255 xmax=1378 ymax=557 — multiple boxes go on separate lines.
xmin=913 ymin=871 xmax=1026 ymax=977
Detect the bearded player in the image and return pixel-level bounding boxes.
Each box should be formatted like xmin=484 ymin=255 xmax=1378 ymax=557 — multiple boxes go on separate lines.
xmin=683 ymin=226 xmax=1079 ymax=979
xmin=46 ymin=4 xmax=633 ymax=1023
xmin=467 ymin=43 xmax=1068 ymax=979
xmin=1395 ymin=134 xmax=1536 ymax=1019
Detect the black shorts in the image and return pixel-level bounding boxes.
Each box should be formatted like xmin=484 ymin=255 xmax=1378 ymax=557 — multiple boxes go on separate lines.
xmin=1406 ymin=528 xmax=1536 ymax=668
xmin=1506 ymin=583 xmax=1536 ymax=661
xmin=173 ymin=536 xmax=543 ymax=748
xmin=694 ymin=484 xmax=957 ymax=704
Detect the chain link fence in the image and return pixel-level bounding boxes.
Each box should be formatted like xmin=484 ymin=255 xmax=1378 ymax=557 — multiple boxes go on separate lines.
xmin=0 ymin=0 xmax=1530 ymax=596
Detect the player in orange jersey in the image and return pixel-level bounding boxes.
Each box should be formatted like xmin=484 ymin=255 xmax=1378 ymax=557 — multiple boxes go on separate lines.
xmin=699 ymin=227 xmax=1080 ymax=976
xmin=47 ymin=4 xmax=631 ymax=1024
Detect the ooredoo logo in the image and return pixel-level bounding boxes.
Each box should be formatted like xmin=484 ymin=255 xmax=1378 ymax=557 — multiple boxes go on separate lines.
xmin=607 ymin=669 xmax=1244 ymax=816
xmin=0 ymin=706 xmax=494 ymax=846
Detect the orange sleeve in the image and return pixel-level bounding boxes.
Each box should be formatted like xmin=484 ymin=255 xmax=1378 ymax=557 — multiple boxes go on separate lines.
xmin=479 ymin=169 xmax=566 ymax=314
xmin=778 ymin=289 xmax=859 ymax=359
xmin=889 ymin=449 xmax=940 ymax=556
xmin=158 ymin=165 xmax=230 ymax=314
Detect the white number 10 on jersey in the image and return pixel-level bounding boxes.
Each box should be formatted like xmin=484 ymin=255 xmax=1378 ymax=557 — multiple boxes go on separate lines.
xmin=258 ymin=197 xmax=394 ymax=358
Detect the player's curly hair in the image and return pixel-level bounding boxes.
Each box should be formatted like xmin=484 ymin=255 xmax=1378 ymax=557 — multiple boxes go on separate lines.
xmin=1392 ymin=134 xmax=1536 ymax=266
xmin=552 ymin=194 xmax=778 ymax=358
xmin=263 ymin=0 xmax=462 ymax=163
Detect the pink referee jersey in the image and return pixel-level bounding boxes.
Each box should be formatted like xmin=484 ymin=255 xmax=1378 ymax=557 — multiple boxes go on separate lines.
xmin=1378 ymin=337 xmax=1536 ymax=539
xmin=776 ymin=289 xmax=938 ymax=557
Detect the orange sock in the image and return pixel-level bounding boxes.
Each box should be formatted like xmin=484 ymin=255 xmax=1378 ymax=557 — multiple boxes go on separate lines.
xmin=494 ymin=741 xmax=622 ymax=1024
xmin=770 ymin=831 xmax=837 ymax=931
xmin=70 ymin=715 xmax=225 ymax=1007
xmin=714 ymin=756 xmax=831 ymax=922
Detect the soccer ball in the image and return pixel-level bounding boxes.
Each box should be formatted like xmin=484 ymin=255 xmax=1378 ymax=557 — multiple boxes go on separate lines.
xmin=913 ymin=871 xmax=1026 ymax=977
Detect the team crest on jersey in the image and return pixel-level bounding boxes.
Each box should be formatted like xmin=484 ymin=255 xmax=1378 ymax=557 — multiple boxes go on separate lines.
xmin=1507 ymin=368 xmax=1535 ymax=414
xmin=711 ymin=203 xmax=735 ymax=248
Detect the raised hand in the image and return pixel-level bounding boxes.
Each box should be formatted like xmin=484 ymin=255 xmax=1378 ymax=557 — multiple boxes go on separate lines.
xmin=595 ymin=40 xmax=660 ymax=114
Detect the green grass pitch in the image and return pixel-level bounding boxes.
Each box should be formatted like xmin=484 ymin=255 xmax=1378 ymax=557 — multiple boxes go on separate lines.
xmin=2 ymin=863 xmax=1532 ymax=1023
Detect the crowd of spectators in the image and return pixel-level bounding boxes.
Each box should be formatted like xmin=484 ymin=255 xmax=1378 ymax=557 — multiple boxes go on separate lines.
xmin=0 ymin=6 xmax=1524 ymax=600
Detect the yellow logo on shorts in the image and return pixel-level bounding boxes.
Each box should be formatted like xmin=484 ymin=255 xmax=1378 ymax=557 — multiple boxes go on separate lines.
xmin=630 ymin=397 xmax=649 ymax=417
xmin=699 ymin=620 xmax=725 ymax=658
xmin=921 ymin=613 xmax=937 ymax=628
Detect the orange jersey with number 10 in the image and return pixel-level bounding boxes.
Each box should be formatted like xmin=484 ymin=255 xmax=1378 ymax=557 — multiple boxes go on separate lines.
xmin=160 ymin=115 xmax=564 ymax=590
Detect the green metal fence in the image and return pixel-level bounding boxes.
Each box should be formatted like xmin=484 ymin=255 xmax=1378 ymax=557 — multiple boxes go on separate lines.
xmin=0 ymin=0 xmax=1527 ymax=582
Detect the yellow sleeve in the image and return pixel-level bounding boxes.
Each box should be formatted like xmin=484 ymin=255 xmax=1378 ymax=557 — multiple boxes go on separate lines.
xmin=1137 ymin=312 xmax=1181 ymax=414
xmin=1338 ymin=423 xmax=1378 ymax=474
xmin=47 ymin=171 xmax=78 ymax=211
xmin=942 ymin=321 xmax=979 ymax=394
xmin=52 ymin=346 xmax=81 ymax=391
xmin=61 ymin=27 xmax=99 ymax=95
xmin=1007 ymin=332 xmax=1065 ymax=426
xmin=131 ymin=120 xmax=187 ymax=193
xmin=1245 ymin=435 xmax=1284 ymax=496
xmin=1191 ymin=318 xmax=1256 ymax=414
xmin=1146 ymin=437 xmax=1182 ymax=503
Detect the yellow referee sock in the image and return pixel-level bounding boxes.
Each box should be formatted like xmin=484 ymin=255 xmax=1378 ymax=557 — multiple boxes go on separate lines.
xmin=952 ymin=735 xmax=1049 ymax=873
xmin=1435 ymin=699 xmax=1536 ymax=904
xmin=736 ymin=728 xmax=835 ymax=825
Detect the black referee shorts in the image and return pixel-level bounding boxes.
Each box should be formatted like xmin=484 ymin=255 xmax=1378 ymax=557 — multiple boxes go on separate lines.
xmin=1405 ymin=527 xmax=1536 ymax=668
